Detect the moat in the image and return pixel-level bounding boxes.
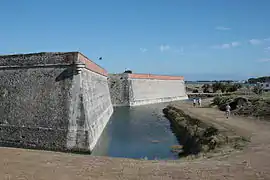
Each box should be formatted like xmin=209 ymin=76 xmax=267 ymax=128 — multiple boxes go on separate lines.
xmin=91 ymin=103 xmax=180 ymax=160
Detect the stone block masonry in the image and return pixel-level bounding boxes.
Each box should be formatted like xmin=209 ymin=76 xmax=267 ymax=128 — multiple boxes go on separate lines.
xmin=109 ymin=73 xmax=188 ymax=106
xmin=0 ymin=52 xmax=113 ymax=153
xmin=108 ymin=73 xmax=130 ymax=106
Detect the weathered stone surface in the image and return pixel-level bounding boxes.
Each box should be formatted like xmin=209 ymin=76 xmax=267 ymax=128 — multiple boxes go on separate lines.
xmin=78 ymin=69 xmax=113 ymax=151
xmin=0 ymin=52 xmax=113 ymax=153
xmin=109 ymin=73 xmax=188 ymax=106
xmin=0 ymin=52 xmax=76 ymax=66
xmin=108 ymin=73 xmax=130 ymax=106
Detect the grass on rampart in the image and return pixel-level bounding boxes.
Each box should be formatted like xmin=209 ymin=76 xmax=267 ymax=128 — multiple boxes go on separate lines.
xmin=163 ymin=105 xmax=248 ymax=159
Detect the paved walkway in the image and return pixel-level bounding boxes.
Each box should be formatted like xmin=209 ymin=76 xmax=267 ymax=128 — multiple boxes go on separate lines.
xmin=1 ymin=100 xmax=270 ymax=180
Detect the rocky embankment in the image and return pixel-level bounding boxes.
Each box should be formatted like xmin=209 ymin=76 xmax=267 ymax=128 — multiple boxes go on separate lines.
xmin=163 ymin=105 xmax=248 ymax=158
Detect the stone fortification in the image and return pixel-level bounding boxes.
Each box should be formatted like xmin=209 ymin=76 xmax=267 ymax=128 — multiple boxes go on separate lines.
xmin=0 ymin=52 xmax=113 ymax=153
xmin=108 ymin=73 xmax=130 ymax=106
xmin=109 ymin=73 xmax=188 ymax=106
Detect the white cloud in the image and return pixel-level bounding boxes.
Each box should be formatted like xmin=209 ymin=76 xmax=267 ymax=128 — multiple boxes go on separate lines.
xmin=220 ymin=43 xmax=231 ymax=49
xmin=159 ymin=44 xmax=170 ymax=52
xmin=212 ymin=44 xmax=230 ymax=49
xmin=212 ymin=41 xmax=240 ymax=49
xmin=139 ymin=48 xmax=148 ymax=53
xmin=257 ymin=58 xmax=270 ymax=62
xmin=231 ymin=41 xmax=241 ymax=47
xmin=249 ymin=39 xmax=262 ymax=45
xmin=215 ymin=26 xmax=231 ymax=31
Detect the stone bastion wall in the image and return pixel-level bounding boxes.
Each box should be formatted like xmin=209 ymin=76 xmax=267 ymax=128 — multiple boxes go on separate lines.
xmin=0 ymin=52 xmax=113 ymax=153
xmin=109 ymin=73 xmax=188 ymax=106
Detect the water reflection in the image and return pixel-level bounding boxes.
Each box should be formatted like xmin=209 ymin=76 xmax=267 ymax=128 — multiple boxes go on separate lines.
xmin=91 ymin=103 xmax=180 ymax=160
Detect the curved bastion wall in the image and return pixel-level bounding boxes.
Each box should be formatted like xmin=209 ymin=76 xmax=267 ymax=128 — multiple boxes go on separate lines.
xmin=109 ymin=73 xmax=188 ymax=106
xmin=0 ymin=52 xmax=113 ymax=153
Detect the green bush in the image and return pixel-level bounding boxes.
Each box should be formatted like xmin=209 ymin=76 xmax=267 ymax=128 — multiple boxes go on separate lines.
xmin=212 ymin=82 xmax=242 ymax=93
xmin=253 ymin=86 xmax=263 ymax=95
xmin=213 ymin=96 xmax=233 ymax=106
xmin=212 ymin=82 xmax=223 ymax=93
xmin=192 ymin=89 xmax=199 ymax=93
xmin=202 ymin=84 xmax=211 ymax=93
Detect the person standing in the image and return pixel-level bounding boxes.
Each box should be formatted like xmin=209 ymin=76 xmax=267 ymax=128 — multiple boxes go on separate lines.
xmin=225 ymin=103 xmax=231 ymax=119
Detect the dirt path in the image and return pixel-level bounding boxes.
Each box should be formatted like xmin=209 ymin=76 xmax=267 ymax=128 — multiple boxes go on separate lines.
xmin=1 ymin=100 xmax=270 ymax=180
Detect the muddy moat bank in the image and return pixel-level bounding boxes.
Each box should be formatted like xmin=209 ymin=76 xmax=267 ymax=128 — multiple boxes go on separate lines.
xmin=163 ymin=104 xmax=249 ymax=158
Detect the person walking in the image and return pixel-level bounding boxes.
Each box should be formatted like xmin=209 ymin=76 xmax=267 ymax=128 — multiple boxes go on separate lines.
xmin=198 ymin=97 xmax=202 ymax=107
xmin=193 ymin=98 xmax=196 ymax=107
xmin=225 ymin=103 xmax=231 ymax=119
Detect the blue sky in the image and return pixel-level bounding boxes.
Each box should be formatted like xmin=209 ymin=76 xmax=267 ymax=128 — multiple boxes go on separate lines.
xmin=0 ymin=0 xmax=269 ymax=80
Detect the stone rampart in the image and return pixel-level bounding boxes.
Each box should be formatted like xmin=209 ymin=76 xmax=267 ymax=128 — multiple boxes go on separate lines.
xmin=109 ymin=73 xmax=188 ymax=106
xmin=0 ymin=52 xmax=113 ymax=153
xmin=108 ymin=73 xmax=130 ymax=106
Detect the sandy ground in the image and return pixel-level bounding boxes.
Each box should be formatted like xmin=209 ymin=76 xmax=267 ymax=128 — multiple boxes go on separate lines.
xmin=1 ymin=100 xmax=270 ymax=180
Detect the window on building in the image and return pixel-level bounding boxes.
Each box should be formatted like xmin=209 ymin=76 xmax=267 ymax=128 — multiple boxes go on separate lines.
xmin=266 ymin=84 xmax=269 ymax=87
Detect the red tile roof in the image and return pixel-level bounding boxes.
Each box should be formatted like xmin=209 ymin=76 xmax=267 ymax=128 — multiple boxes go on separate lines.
xmin=78 ymin=53 xmax=108 ymax=76
xmin=128 ymin=73 xmax=184 ymax=80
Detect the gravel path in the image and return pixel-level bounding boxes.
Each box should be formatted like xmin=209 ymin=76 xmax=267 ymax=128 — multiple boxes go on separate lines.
xmin=1 ymin=100 xmax=270 ymax=180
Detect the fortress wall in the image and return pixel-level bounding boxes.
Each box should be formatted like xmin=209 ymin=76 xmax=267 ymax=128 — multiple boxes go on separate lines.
xmin=0 ymin=52 xmax=113 ymax=153
xmin=75 ymin=54 xmax=113 ymax=151
xmin=108 ymin=73 xmax=188 ymax=106
xmin=108 ymin=74 xmax=130 ymax=106
xmin=128 ymin=74 xmax=188 ymax=106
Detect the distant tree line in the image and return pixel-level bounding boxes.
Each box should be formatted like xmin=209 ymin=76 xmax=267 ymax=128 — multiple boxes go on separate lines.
xmin=200 ymin=82 xmax=242 ymax=93
xmin=197 ymin=80 xmax=234 ymax=83
xmin=123 ymin=70 xmax=132 ymax=73
xmin=186 ymin=80 xmax=234 ymax=83
xmin=247 ymin=76 xmax=270 ymax=84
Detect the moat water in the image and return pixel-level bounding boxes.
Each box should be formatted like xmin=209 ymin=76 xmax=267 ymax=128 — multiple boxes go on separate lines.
xmin=91 ymin=103 xmax=180 ymax=160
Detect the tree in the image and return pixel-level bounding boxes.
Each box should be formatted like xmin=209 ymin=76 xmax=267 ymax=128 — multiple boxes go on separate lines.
xmin=224 ymin=83 xmax=242 ymax=93
xmin=234 ymin=83 xmax=242 ymax=89
xmin=212 ymin=82 xmax=223 ymax=93
xmin=124 ymin=70 xmax=132 ymax=73
xmin=248 ymin=76 xmax=270 ymax=84
xmin=192 ymin=89 xmax=199 ymax=93
xmin=202 ymin=84 xmax=211 ymax=93
xmin=226 ymin=84 xmax=238 ymax=92
xmin=220 ymin=84 xmax=227 ymax=93
xmin=253 ymin=85 xmax=263 ymax=95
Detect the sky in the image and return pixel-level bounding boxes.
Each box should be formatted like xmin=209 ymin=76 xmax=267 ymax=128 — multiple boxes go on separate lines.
xmin=0 ymin=0 xmax=269 ymax=80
